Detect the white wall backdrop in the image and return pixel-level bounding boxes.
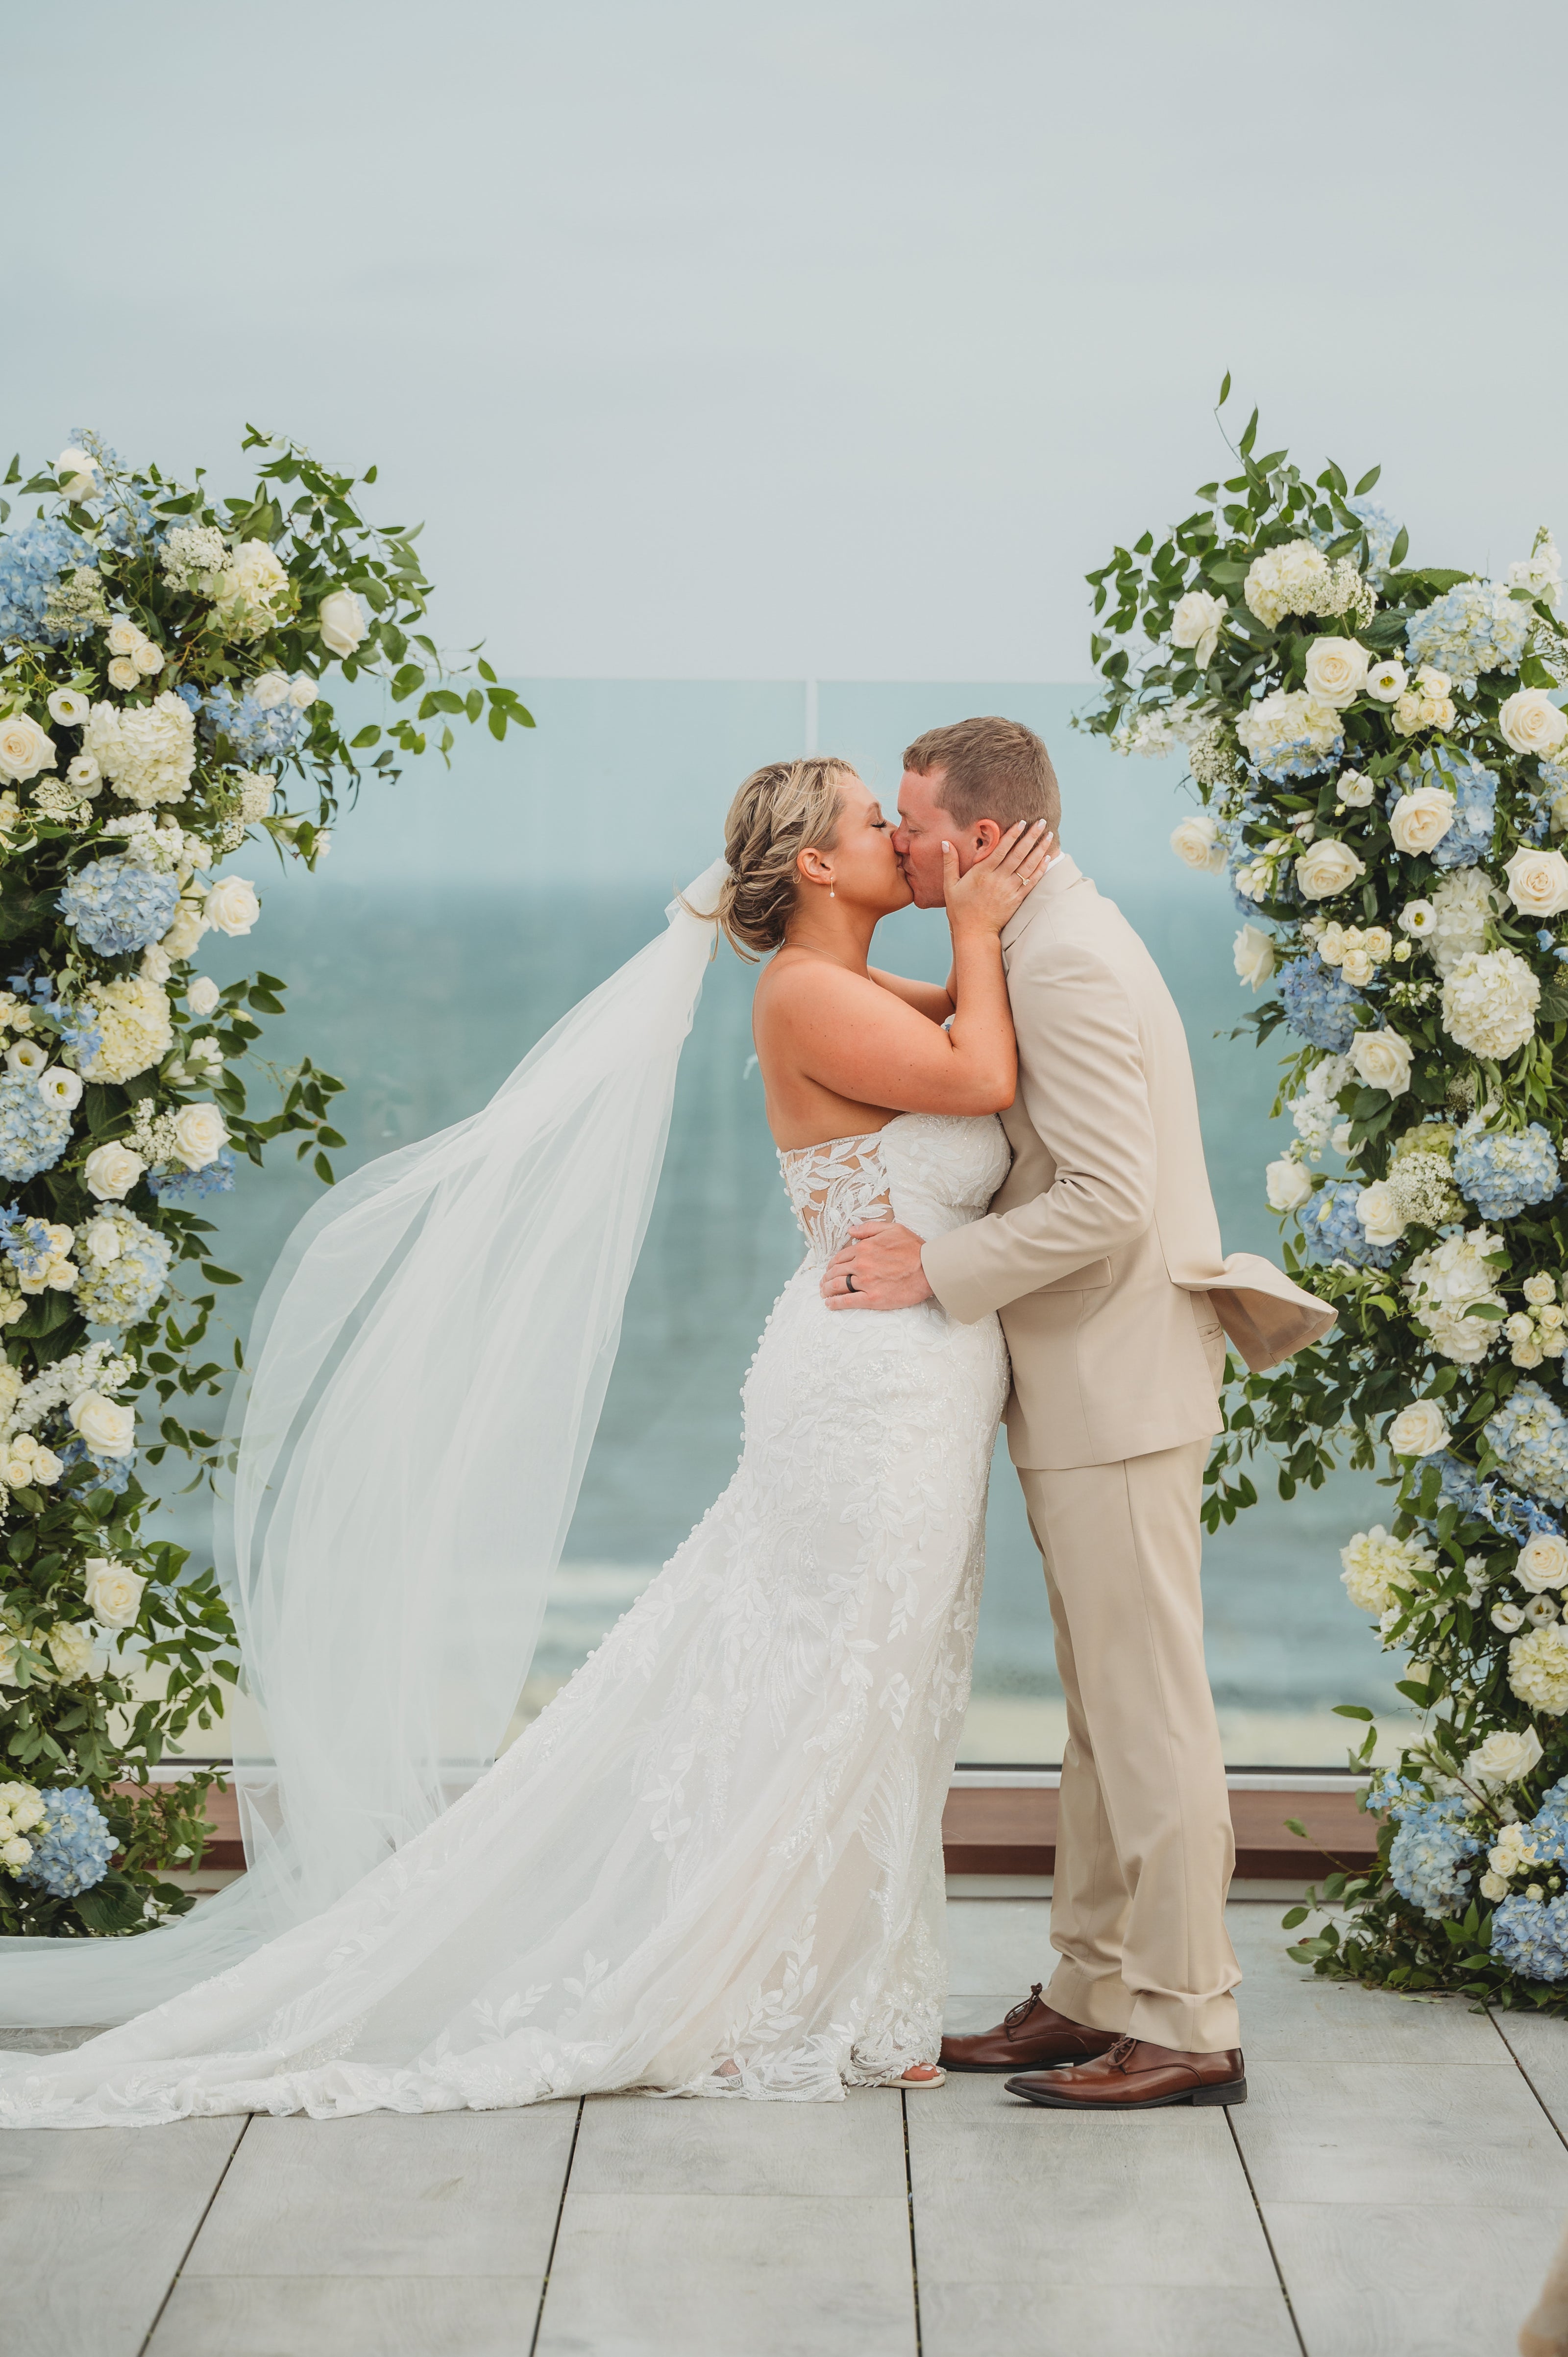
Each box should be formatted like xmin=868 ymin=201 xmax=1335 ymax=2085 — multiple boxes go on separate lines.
xmin=9 ymin=0 xmax=1568 ymax=681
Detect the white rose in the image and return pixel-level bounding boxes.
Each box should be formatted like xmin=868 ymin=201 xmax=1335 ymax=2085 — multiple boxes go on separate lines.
xmin=1499 ymin=689 xmax=1568 ymax=758
xmin=48 ymin=1622 xmax=97 ymax=1681
xmin=1304 ymin=637 xmax=1370 ymax=708
xmin=186 ymin=976 xmax=220 ymax=1018
xmin=250 ymin=670 xmax=292 ymax=711
xmin=81 ymin=1557 xmax=147 ymax=1631
xmin=1233 ymin=923 xmax=1275 ymax=991
xmin=1296 ymin=838 xmax=1366 ymax=900
xmin=1170 ymin=813 xmax=1227 ymax=875
xmin=1356 ymin=1180 xmax=1406 ymax=1245
xmin=104 ymin=617 xmax=145 ymax=659
xmin=160 ymin=898 xmax=209 ymax=959
xmin=83 ymin=1217 xmax=122 ymax=1263
xmin=29 ymin=1448 xmax=61 ymax=1486
xmin=107 ymin=657 xmax=140 ymax=691
xmin=1504 ymin=845 xmax=1568 ymax=919
xmin=170 ymin=1103 xmax=229 ymax=1170
xmin=82 ymin=1143 xmax=146 ymax=1201
xmin=1480 ymin=1870 xmax=1510 ymax=1900
xmin=1169 ymin=589 xmax=1228 ymax=669
xmin=1389 ymin=785 xmax=1457 ymax=856
xmin=1338 ymin=770 xmax=1376 ymax=807
xmin=68 ymin=1392 xmax=135 ymax=1457
xmin=1266 ymin=1157 xmax=1313 ymax=1212
xmin=0 ymin=714 xmax=57 ymax=785
xmin=1365 ymin=659 xmax=1408 ymax=704
xmin=47 ymin=689 xmax=90 ymax=729
xmin=1349 ymin=1027 xmax=1414 ymax=1096
xmin=1465 ymin=1726 xmax=1545 ymax=1790
xmin=318 ymin=589 xmax=367 ymax=658
xmin=132 ymin=639 xmax=166 ymax=676
xmin=1518 ymin=1532 xmax=1568 ymax=1594
xmin=1387 ymin=1400 xmax=1450 ymax=1458
xmin=36 ymin=1067 xmax=82 ymax=1110
xmin=288 ymin=675 xmax=318 ymax=711
xmin=140 ymin=945 xmax=172 ymax=985
xmin=204 ymin=875 xmax=260 ymax=936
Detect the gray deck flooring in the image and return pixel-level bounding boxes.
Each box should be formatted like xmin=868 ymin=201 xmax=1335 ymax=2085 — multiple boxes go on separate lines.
xmin=4 ymin=1899 xmax=1568 ymax=2356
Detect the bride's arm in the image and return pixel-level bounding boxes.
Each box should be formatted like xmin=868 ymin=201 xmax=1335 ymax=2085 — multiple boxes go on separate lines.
xmin=770 ymin=822 xmax=1050 ymax=1118
xmin=866 ymin=968 xmax=954 ymax=1022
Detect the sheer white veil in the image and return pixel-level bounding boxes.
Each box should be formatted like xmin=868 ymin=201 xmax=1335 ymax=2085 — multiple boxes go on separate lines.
xmin=0 ymin=859 xmax=729 ymax=2026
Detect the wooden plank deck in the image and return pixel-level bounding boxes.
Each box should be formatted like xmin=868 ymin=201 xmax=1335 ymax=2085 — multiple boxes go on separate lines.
xmin=5 ymin=1898 xmax=1566 ymax=2357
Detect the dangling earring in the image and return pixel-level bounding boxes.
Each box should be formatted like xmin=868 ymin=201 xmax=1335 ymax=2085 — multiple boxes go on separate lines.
xmin=829 ymin=882 xmax=835 ymax=897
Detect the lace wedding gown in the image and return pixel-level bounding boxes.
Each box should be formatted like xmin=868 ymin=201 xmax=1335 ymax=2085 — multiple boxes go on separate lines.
xmin=0 ymin=1112 xmax=1009 ymax=2126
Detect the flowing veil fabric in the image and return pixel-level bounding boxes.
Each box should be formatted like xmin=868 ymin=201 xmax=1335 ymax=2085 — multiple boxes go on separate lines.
xmin=0 ymin=859 xmax=729 ymax=2027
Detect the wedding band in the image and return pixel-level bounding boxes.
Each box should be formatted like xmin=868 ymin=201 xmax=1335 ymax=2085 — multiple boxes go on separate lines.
xmin=845 ymin=1272 xmax=858 ymax=1293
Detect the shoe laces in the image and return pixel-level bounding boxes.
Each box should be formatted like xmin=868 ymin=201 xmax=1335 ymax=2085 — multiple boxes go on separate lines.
xmin=1004 ymin=1982 xmax=1045 ymax=2037
xmin=1105 ymin=2035 xmax=1137 ymax=2069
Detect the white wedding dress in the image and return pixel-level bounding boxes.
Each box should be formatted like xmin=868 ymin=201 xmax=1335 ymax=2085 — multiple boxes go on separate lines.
xmin=0 ymin=1111 xmax=1008 ymax=2126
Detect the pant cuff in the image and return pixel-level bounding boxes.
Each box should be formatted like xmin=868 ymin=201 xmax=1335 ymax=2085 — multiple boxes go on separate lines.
xmin=1046 ymin=1961 xmax=1133 ymax=2037
xmin=1126 ymin=1989 xmax=1241 ymax=2054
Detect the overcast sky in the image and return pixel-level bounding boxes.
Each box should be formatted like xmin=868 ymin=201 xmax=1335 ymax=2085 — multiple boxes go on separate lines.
xmin=11 ymin=1 xmax=1568 ymax=680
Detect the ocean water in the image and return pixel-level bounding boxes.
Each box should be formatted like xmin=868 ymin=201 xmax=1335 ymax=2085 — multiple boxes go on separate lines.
xmin=157 ymin=680 xmax=1404 ymax=1767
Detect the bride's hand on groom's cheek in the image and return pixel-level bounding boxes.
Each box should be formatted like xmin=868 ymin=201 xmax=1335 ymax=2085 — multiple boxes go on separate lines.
xmin=821 ymin=1221 xmax=934 ymax=1311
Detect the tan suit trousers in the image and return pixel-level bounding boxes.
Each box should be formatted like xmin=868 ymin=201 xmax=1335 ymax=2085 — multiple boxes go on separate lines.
xmin=1019 ymin=1438 xmax=1241 ymax=2054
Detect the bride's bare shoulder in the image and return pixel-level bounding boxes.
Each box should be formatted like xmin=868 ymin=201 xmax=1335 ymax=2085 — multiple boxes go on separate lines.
xmin=754 ymin=951 xmax=882 ymax=1029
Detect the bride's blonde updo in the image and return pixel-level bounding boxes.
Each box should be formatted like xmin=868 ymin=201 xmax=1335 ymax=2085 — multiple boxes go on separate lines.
xmin=715 ymin=756 xmax=857 ymax=958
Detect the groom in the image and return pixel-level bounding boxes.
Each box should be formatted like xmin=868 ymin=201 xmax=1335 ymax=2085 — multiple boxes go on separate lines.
xmin=822 ymin=716 xmax=1332 ymax=2111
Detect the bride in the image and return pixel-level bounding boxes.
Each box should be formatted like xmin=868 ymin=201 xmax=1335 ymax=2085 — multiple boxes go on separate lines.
xmin=0 ymin=757 xmax=1053 ymax=2125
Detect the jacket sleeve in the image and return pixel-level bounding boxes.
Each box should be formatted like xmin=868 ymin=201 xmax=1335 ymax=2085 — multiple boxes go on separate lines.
xmin=921 ymin=937 xmax=1156 ymax=1325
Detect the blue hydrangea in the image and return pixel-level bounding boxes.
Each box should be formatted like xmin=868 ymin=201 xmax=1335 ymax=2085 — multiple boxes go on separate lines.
xmin=0 ymin=1071 xmax=72 ymax=1183
xmin=1486 ymin=1381 xmax=1568 ymax=1511
xmin=1299 ymin=1179 xmax=1398 ymax=1271
xmin=16 ymin=1787 xmax=114 ymax=1898
xmin=69 ymin=428 xmax=160 ymax=554
xmin=184 ymin=681 xmax=304 ymax=763
xmin=0 ymin=1203 xmax=62 ymax=1284
xmin=1452 ymin=1116 xmax=1562 ymax=1221
xmin=1388 ymin=1792 xmax=1481 ymax=1917
xmin=56 ymin=1436 xmax=133 ymax=1494
xmin=1492 ymin=1894 xmax=1568 ymax=1979
xmin=1278 ymin=953 xmax=1364 ymax=1053
xmin=1405 ymin=578 xmax=1532 ymax=687
xmin=0 ymin=516 xmax=100 ymax=646
xmin=148 ymin=1147 xmax=236 ymax=1204
xmin=1349 ymin=497 xmax=1400 ymax=581
xmin=1429 ymin=1451 xmax=1562 ymax=1547
xmin=58 ymin=857 xmax=180 ymax=958
xmin=74 ymin=1212 xmax=172 ymax=1329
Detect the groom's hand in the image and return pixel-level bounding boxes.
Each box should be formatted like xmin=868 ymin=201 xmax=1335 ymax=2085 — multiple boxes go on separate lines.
xmin=822 ymin=1221 xmax=934 ymax=1311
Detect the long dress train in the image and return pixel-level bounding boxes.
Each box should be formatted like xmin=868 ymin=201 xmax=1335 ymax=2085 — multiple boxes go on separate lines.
xmin=0 ymin=1111 xmax=1008 ymax=2126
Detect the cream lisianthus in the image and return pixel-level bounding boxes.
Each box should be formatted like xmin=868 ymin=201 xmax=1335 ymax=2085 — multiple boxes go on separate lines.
xmin=1337 ymin=769 xmax=1376 ymax=806
xmin=1365 ymin=658 xmax=1407 ymax=704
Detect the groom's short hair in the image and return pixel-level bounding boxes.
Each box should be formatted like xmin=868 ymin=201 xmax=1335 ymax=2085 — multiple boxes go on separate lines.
xmin=902 ymin=716 xmax=1060 ymax=835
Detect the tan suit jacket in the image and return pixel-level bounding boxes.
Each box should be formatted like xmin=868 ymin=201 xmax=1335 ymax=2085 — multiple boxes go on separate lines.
xmin=921 ymin=855 xmax=1334 ymax=1470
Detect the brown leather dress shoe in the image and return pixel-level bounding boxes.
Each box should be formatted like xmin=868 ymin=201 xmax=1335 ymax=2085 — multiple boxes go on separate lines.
xmin=939 ymin=1984 xmax=1121 ymax=2074
xmin=1005 ymin=2034 xmax=1246 ymax=2110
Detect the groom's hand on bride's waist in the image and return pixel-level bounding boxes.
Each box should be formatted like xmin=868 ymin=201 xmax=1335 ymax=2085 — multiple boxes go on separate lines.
xmin=822 ymin=1221 xmax=934 ymax=1311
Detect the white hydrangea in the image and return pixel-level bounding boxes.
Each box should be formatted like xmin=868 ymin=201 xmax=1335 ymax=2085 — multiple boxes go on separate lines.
xmin=77 ymin=977 xmax=173 ymax=1084
xmin=1405 ymin=1224 xmax=1506 ymax=1365
xmin=1341 ymin=1524 xmax=1435 ymax=1616
xmin=1234 ymin=689 xmax=1344 ymax=771
xmin=1441 ymin=947 xmax=1540 ymax=1060
xmin=159 ymin=524 xmax=228 ymax=593
xmin=1244 ymin=540 xmax=1332 ymax=628
xmin=1509 ymin=1623 xmax=1568 ymax=1714
xmin=1426 ymin=869 xmax=1503 ymax=975
xmin=1288 ymin=1055 xmax=1350 ymax=1159
xmin=81 ymin=692 xmax=195 ymax=809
